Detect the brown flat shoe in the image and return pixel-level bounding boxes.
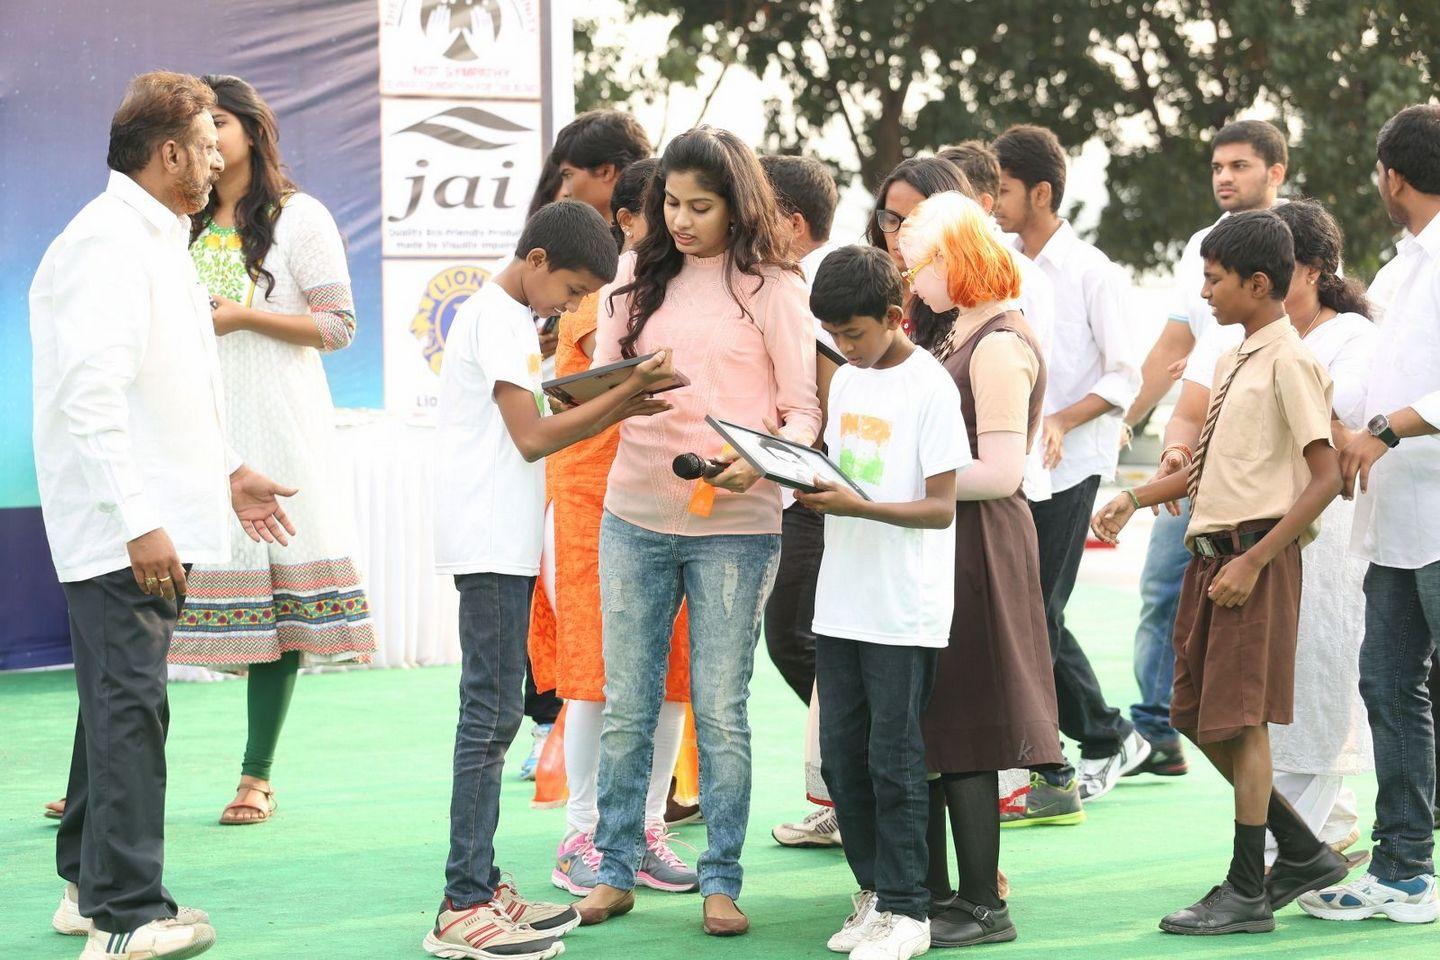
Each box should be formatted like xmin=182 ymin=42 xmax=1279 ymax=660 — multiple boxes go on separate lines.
xmin=576 ymin=886 xmax=635 ymax=926
xmin=702 ymin=894 xmax=749 ymax=936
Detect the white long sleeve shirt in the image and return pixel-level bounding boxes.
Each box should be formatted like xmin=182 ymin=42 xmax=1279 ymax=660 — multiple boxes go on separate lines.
xmin=31 ymin=171 xmax=238 ymax=582
xmin=1351 ymin=214 xmax=1440 ymax=570
xmin=1016 ymin=220 xmax=1142 ymax=493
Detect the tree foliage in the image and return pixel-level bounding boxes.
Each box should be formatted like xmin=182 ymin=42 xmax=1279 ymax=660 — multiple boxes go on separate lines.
xmin=576 ymin=0 xmax=1438 ymax=277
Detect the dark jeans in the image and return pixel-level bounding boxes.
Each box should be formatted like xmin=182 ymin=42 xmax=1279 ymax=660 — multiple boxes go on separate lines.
xmin=445 ymin=572 xmax=533 ymax=907
xmin=1129 ymin=500 xmax=1191 ymax=746
xmin=764 ymin=503 xmax=824 ymax=704
xmin=817 ymin=634 xmax=937 ymax=921
xmin=1359 ymin=561 xmax=1439 ymax=881
xmin=1028 ymin=474 xmax=1133 ymax=782
xmin=57 ymin=568 xmax=181 ymax=935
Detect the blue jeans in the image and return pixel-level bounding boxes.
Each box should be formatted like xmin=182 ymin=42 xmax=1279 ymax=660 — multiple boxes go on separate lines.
xmin=444 ymin=572 xmax=533 ymax=907
xmin=1360 ymin=561 xmax=1440 ymax=881
xmin=816 ymin=635 xmax=936 ymax=921
xmin=1129 ymin=501 xmax=1192 ymax=746
xmin=594 ymin=512 xmax=781 ymax=900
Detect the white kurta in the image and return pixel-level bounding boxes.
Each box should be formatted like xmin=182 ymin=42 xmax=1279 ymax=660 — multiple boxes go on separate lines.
xmin=1268 ymin=312 xmax=1376 ymax=776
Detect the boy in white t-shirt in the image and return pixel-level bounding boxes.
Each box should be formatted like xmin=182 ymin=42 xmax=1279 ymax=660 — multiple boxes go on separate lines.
xmin=796 ymin=245 xmax=971 ymax=960
xmin=425 ymin=200 xmax=675 ymax=960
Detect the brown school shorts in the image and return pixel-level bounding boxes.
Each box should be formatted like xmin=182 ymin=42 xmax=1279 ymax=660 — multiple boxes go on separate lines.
xmin=1170 ymin=537 xmax=1302 ymax=744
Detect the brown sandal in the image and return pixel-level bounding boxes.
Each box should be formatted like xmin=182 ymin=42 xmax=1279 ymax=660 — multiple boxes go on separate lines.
xmin=44 ymin=798 xmax=66 ymax=821
xmin=219 ymin=784 xmax=276 ymax=825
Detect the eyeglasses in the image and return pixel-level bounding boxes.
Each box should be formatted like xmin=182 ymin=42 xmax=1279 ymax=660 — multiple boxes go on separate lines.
xmin=901 ymin=252 xmax=938 ymax=285
xmin=874 ymin=208 xmax=905 ymax=233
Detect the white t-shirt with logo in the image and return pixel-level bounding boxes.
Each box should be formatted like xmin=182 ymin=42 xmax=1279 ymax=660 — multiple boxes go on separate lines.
xmin=811 ymin=349 xmax=970 ymax=647
xmin=433 ymin=281 xmax=547 ymax=576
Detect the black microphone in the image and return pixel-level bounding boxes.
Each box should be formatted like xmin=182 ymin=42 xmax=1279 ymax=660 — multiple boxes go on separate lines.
xmin=672 ymin=453 xmax=727 ymax=480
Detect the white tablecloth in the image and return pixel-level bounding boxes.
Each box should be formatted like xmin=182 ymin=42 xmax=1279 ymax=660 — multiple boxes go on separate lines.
xmin=334 ymin=409 xmax=461 ymax=668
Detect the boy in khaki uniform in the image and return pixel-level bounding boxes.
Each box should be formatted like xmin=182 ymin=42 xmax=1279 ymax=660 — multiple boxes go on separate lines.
xmin=1092 ymin=211 xmax=1349 ymax=934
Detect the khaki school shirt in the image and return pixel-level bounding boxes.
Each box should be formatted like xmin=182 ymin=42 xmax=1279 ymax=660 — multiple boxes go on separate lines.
xmin=1186 ymin=318 xmax=1334 ymax=550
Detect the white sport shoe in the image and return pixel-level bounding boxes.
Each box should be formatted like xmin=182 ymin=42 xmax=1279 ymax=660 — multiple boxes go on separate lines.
xmin=1078 ymin=730 xmax=1152 ymax=801
xmin=423 ymin=900 xmax=564 ymax=960
xmin=772 ymin=806 xmax=842 ymax=848
xmin=1297 ymin=873 xmax=1439 ymax=923
xmin=54 ymin=884 xmax=210 ymax=937
xmin=850 ymin=912 xmax=930 ymax=960
xmin=78 ymin=918 xmax=216 ymax=959
xmin=827 ymin=890 xmax=879 ymax=952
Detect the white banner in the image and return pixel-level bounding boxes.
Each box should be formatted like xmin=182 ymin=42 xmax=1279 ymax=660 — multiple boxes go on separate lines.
xmin=382 ymin=258 xmax=501 ymax=414
xmin=379 ymin=0 xmax=543 ymax=98
xmin=380 ymin=97 xmax=543 ymax=258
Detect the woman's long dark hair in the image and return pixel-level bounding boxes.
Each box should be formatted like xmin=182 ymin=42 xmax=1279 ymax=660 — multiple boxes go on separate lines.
xmin=613 ymin=126 xmax=798 ymax=358
xmin=190 ymin=75 xmax=295 ymax=296
xmin=609 ymin=157 xmax=659 ymax=250
xmin=868 ymin=158 xmax=975 ymax=353
xmin=1272 ymin=200 xmax=1371 ymax=320
xmin=528 ymin=154 xmax=564 ymax=218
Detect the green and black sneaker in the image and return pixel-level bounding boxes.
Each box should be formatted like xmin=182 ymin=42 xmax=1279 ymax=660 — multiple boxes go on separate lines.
xmin=1000 ymin=773 xmax=1086 ymax=828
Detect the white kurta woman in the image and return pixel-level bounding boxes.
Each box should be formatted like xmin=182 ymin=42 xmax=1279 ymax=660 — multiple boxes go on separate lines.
xmin=1268 ymin=201 xmax=1379 ymax=864
xmin=167 ymin=75 xmax=374 ymax=825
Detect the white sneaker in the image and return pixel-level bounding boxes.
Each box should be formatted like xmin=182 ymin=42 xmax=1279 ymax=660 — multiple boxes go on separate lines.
xmin=772 ymin=806 xmax=842 ymax=848
xmin=56 ymin=885 xmax=211 ymax=937
xmin=78 ymin=918 xmax=216 ymax=959
xmin=423 ymin=900 xmax=564 ymax=960
xmin=850 ymin=913 xmax=930 ymax=960
xmin=1297 ymin=873 xmax=1439 ymax=923
xmin=826 ymin=890 xmax=879 ymax=952
xmin=1078 ymin=730 xmax=1152 ymax=801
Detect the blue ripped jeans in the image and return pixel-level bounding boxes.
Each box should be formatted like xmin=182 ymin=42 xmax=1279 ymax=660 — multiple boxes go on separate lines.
xmin=593 ymin=511 xmax=781 ymax=900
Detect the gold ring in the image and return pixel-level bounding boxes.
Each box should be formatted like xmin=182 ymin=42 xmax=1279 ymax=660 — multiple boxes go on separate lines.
xmin=158 ymin=576 xmax=172 ymax=583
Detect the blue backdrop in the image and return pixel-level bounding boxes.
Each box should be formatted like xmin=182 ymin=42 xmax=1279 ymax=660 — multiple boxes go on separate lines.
xmin=0 ymin=1 xmax=384 ymax=667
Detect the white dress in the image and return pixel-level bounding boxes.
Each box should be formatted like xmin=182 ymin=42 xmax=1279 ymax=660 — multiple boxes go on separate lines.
xmin=169 ymin=193 xmax=375 ymax=667
xmin=1268 ymin=312 xmax=1375 ymax=776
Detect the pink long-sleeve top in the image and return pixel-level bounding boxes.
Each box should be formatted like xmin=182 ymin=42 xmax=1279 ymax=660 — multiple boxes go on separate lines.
xmin=593 ymin=251 xmax=821 ymax=536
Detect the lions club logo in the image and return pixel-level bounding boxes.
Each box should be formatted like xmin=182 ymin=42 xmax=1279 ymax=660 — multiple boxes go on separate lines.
xmin=412 ymin=265 xmax=488 ymax=374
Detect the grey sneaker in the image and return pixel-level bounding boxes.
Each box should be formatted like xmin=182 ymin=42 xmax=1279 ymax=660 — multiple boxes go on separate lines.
xmin=637 ymin=827 xmax=699 ymax=892
xmin=1078 ymin=730 xmax=1152 ymax=801
xmin=551 ymin=831 xmax=601 ymax=896
xmin=1000 ymin=773 xmax=1085 ymax=827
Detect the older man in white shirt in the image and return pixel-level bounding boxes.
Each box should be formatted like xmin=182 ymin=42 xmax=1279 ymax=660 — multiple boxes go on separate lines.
xmin=992 ymin=125 xmax=1147 ymax=812
xmin=1300 ymin=104 xmax=1440 ymax=924
xmin=31 ymin=72 xmax=297 ymax=960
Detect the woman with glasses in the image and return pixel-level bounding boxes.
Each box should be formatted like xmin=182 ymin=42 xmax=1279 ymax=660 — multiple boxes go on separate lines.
xmin=898 ymin=191 xmax=1062 ymax=948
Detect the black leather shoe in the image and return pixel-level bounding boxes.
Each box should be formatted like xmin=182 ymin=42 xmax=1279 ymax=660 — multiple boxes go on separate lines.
xmin=1266 ymin=844 xmax=1351 ymax=910
xmin=1159 ymin=882 xmax=1274 ymax=935
xmin=930 ymin=896 xmax=1017 ymax=947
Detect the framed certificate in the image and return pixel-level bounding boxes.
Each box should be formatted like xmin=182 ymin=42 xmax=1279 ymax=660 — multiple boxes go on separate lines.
xmin=705 ymin=416 xmax=870 ymax=499
xmin=542 ymin=354 xmax=688 ymax=405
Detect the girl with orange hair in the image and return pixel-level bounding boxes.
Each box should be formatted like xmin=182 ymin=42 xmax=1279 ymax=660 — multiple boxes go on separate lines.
xmin=897 ymin=192 xmax=1063 ymax=948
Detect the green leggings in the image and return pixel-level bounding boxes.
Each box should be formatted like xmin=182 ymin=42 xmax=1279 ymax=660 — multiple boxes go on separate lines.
xmin=242 ymin=651 xmax=300 ymax=780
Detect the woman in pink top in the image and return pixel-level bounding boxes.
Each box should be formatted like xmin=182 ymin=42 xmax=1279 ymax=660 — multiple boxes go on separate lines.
xmin=576 ymin=127 xmax=820 ymax=935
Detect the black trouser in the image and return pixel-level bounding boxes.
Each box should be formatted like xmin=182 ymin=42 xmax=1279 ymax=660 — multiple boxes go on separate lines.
xmin=1028 ymin=474 xmax=1132 ymax=782
xmin=817 ymin=634 xmax=937 ymax=921
xmin=1431 ymin=654 xmax=1440 ymax=807
xmin=57 ymin=568 xmax=181 ymax=935
xmin=524 ymin=660 xmax=561 ymax=725
xmin=763 ymin=503 xmax=825 ymax=704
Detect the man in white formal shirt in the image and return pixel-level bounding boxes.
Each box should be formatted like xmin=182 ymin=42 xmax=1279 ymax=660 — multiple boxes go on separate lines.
xmin=1121 ymin=121 xmax=1290 ymax=779
xmin=1300 ymin=104 xmax=1440 ymax=924
xmin=992 ymin=125 xmax=1148 ymax=812
xmin=30 ymin=71 xmax=297 ymax=960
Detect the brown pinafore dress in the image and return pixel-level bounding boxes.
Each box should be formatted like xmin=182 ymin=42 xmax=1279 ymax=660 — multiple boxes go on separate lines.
xmin=922 ymin=311 xmax=1064 ymax=775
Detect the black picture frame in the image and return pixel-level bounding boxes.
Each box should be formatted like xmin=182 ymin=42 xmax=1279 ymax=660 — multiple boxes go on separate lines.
xmin=704 ymin=416 xmax=871 ymax=500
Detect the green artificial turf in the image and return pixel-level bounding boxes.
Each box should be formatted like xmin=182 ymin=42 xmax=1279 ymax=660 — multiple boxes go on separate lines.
xmin=1 ymin=581 xmax=1434 ymax=959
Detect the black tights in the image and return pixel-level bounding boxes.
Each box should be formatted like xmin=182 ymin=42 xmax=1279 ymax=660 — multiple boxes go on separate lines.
xmin=924 ymin=771 xmax=1002 ymax=909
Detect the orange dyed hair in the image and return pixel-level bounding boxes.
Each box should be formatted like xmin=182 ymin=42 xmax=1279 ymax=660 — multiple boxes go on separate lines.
xmin=900 ymin=191 xmax=1021 ymax=308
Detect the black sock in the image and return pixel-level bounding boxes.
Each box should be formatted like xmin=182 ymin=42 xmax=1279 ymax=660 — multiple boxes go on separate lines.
xmin=925 ymin=780 xmax=954 ymax=902
xmin=1226 ymin=822 xmax=1266 ymax=898
xmin=1266 ymin=790 xmax=1324 ymax=862
xmin=941 ymin=771 xmax=1002 ymax=909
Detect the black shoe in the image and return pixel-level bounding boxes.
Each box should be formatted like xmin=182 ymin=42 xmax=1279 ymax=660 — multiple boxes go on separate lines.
xmin=1159 ymin=882 xmax=1274 ymax=935
xmin=1266 ymin=844 xmax=1351 ymax=910
xmin=1122 ymin=741 xmax=1188 ymax=777
xmin=930 ymin=896 xmax=1017 ymax=947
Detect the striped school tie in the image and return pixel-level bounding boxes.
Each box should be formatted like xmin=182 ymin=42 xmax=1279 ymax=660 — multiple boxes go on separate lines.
xmin=1186 ymin=351 xmax=1252 ymax=507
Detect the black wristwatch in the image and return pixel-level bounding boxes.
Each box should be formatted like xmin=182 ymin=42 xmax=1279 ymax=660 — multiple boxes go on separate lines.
xmin=1368 ymin=413 xmax=1401 ymax=448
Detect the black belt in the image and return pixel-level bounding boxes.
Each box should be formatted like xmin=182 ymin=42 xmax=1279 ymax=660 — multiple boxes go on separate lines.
xmin=1191 ymin=523 xmax=1277 ymax=559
